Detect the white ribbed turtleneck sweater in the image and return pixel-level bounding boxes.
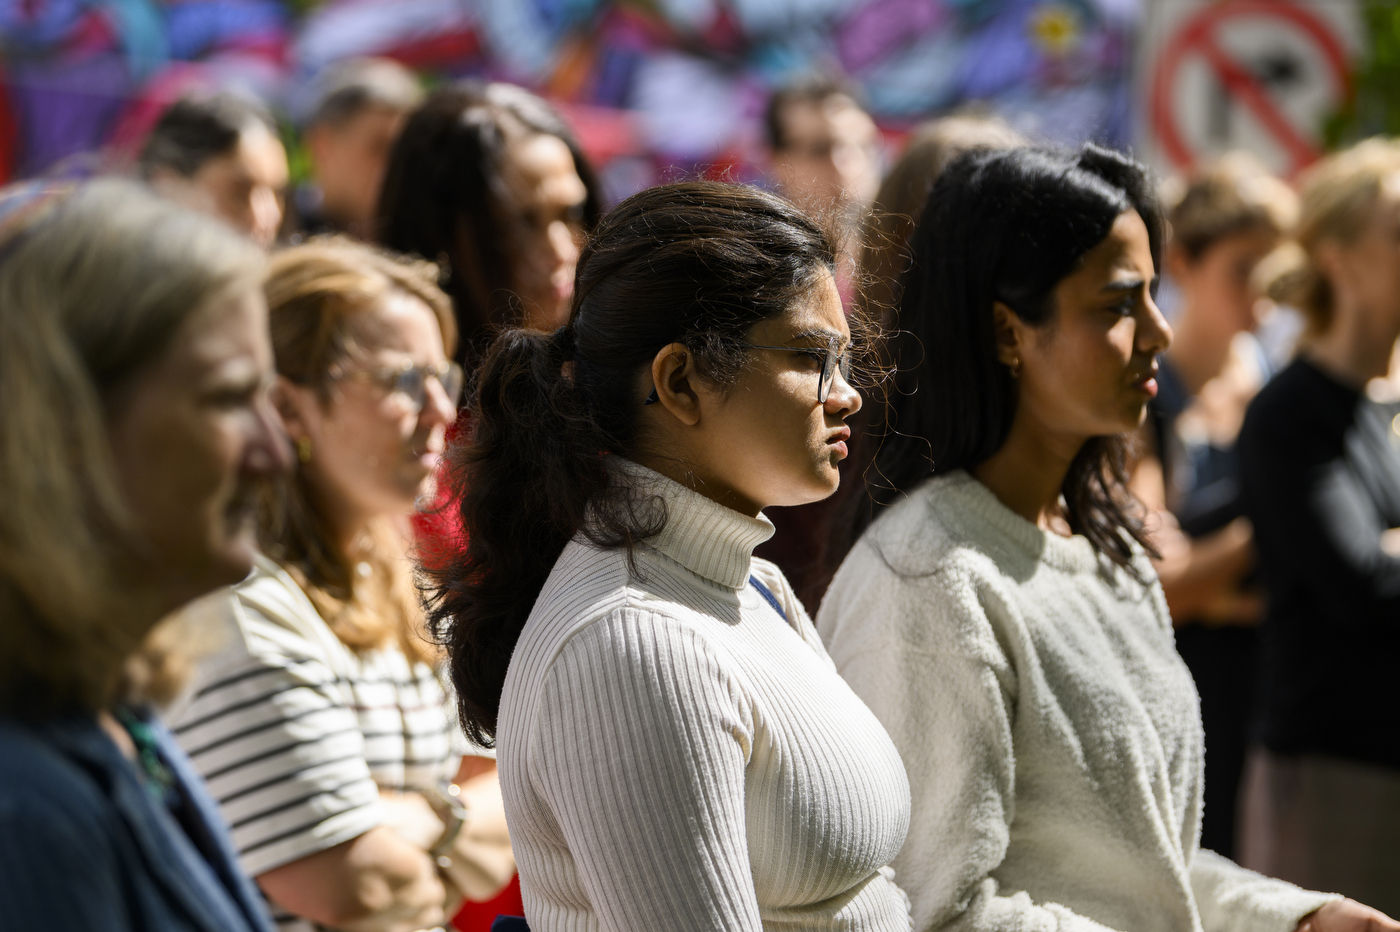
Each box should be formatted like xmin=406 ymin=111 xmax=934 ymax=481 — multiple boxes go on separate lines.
xmin=497 ymin=462 xmax=912 ymax=932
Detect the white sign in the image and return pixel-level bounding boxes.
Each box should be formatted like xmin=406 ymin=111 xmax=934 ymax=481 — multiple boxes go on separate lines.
xmin=1136 ymin=0 xmax=1362 ymax=178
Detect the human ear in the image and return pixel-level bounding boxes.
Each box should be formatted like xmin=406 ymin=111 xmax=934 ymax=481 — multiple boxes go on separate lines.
xmin=270 ymin=376 xmax=313 ymax=441
xmin=648 ymin=342 xmax=703 ymax=427
xmin=991 ymin=300 xmax=1025 ymax=369
xmin=1313 ymin=239 xmax=1349 ymax=290
xmin=1165 ymin=242 xmax=1194 ymax=285
xmin=303 ymin=123 xmax=332 ymax=170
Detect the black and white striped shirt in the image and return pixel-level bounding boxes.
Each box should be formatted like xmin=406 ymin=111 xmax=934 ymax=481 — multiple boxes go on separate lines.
xmin=167 ymin=556 xmax=470 ymax=931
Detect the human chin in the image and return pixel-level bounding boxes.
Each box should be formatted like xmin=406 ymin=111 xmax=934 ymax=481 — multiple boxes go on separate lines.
xmin=192 ymin=510 xmax=258 ymax=596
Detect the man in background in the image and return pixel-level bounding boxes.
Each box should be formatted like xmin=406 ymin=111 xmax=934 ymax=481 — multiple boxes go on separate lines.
xmin=765 ymin=76 xmax=882 ymax=226
xmin=139 ymin=92 xmax=289 ymax=249
xmin=290 ymin=58 xmax=423 ymax=240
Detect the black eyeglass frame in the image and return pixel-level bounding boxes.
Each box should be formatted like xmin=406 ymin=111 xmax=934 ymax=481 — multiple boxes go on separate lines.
xmin=740 ymin=340 xmax=853 ymax=404
xmin=642 ymin=339 xmax=854 ymax=406
xmin=327 ymin=359 xmax=465 ymax=411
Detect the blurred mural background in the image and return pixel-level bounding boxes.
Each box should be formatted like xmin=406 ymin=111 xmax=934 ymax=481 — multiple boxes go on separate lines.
xmin=0 ymin=0 xmax=1390 ymax=200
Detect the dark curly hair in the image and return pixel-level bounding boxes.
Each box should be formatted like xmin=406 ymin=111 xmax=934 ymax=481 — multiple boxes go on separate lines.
xmin=423 ymin=181 xmax=836 ymax=745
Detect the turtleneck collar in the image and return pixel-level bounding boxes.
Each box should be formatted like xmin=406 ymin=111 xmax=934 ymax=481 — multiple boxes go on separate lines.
xmin=612 ymin=459 xmax=775 ymax=590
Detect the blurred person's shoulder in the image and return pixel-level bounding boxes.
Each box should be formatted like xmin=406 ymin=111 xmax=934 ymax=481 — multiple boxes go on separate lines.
xmin=0 ymin=715 xmax=126 ymax=831
xmin=1242 ymin=356 xmax=1357 ymax=455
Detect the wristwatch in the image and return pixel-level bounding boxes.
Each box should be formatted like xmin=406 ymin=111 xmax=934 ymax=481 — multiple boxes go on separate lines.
xmin=423 ymin=782 xmax=471 ymax=867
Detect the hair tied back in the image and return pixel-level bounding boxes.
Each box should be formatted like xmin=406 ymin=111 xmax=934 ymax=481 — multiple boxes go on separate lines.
xmin=550 ymin=324 xmax=577 ymax=359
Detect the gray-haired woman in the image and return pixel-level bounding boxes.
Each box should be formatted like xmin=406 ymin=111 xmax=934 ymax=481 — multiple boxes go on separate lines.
xmin=0 ymin=179 xmax=290 ymax=931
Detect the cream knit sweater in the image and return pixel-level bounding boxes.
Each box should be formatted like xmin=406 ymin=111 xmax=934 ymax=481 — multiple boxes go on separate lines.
xmin=497 ymin=462 xmax=913 ymax=932
xmin=817 ymin=471 xmax=1337 ymax=932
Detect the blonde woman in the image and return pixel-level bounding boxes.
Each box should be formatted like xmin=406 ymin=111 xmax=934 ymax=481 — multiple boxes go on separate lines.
xmin=0 ymin=180 xmax=288 ymax=930
xmin=1238 ymin=139 xmax=1400 ymax=910
xmin=168 ymin=238 xmax=513 ymax=932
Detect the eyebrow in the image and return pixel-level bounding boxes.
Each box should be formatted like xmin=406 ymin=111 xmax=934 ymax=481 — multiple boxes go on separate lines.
xmin=786 ymin=327 xmax=848 ymax=347
xmin=1100 ymin=276 xmax=1158 ymax=295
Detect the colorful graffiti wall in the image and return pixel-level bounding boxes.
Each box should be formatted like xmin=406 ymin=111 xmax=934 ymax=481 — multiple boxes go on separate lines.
xmin=0 ymin=0 xmax=1141 ymax=194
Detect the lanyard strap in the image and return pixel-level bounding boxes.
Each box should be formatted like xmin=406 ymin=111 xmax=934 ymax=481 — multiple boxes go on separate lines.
xmin=748 ymin=575 xmax=788 ymax=622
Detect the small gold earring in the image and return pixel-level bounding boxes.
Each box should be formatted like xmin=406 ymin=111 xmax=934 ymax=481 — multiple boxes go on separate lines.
xmin=296 ymin=436 xmax=313 ymax=463
xmin=1009 ymin=358 xmax=1022 ymax=378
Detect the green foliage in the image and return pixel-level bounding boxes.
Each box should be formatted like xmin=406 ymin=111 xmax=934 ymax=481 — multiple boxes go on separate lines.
xmin=1325 ymin=0 xmax=1400 ymax=147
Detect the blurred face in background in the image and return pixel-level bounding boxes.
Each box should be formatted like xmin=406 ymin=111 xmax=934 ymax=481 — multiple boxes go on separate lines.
xmin=279 ymin=291 xmax=458 ymax=536
xmin=1167 ymin=225 xmax=1280 ymax=340
xmin=105 ymin=285 xmax=290 ymax=609
xmin=500 ymin=132 xmax=589 ymax=331
xmin=150 ymin=125 xmax=289 ymax=249
xmin=1317 ymin=172 xmax=1400 ymax=335
xmin=306 ymin=103 xmax=408 ymax=234
xmin=771 ymin=94 xmax=881 ymax=218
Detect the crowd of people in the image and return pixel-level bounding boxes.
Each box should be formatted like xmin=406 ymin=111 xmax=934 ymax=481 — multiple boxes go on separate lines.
xmin=0 ymin=54 xmax=1398 ymax=932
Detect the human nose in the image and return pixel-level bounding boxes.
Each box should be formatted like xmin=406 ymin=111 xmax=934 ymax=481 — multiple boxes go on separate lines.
xmin=247 ymin=389 xmax=293 ymax=475
xmin=251 ymin=186 xmax=282 ymax=249
xmin=546 ymin=219 xmax=580 ymax=268
xmin=418 ymin=373 xmax=457 ymax=428
xmin=833 ymin=143 xmax=870 ymax=188
xmin=1139 ymin=293 xmax=1173 ymax=356
xmin=824 ymin=363 xmax=862 ymax=417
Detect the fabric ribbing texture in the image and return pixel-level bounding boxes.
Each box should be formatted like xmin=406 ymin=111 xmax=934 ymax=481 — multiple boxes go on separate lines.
xmin=818 ymin=471 xmax=1338 ymax=932
xmin=166 ymin=555 xmax=471 ymax=932
xmin=497 ymin=460 xmax=913 ymax=932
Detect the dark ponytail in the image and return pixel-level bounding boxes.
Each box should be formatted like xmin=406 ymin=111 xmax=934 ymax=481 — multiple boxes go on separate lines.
xmin=845 ymin=144 xmax=1163 ymax=572
xmin=424 ymin=181 xmax=835 ymax=745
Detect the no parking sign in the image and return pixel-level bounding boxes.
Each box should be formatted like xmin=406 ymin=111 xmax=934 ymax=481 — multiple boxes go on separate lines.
xmin=1137 ymin=0 xmax=1361 ymax=177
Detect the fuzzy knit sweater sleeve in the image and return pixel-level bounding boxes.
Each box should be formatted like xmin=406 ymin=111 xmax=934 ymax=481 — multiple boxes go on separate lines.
xmin=526 ymin=608 xmax=764 ymax=932
xmin=819 ymin=473 xmax=1336 ymax=932
xmin=824 ymin=559 xmax=1120 ymax=932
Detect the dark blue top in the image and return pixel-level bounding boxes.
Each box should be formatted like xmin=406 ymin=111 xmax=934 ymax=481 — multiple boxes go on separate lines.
xmin=0 ymin=708 xmax=275 ymax=932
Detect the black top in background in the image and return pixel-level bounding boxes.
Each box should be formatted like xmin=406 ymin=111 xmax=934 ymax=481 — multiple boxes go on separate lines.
xmin=1239 ymin=357 xmax=1400 ymax=771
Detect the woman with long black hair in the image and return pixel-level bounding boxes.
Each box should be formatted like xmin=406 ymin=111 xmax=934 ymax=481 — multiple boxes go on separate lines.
xmin=377 ymin=81 xmax=603 ymax=362
xmin=819 ymin=146 xmax=1392 ymax=932
xmin=424 ymin=181 xmax=912 ymax=931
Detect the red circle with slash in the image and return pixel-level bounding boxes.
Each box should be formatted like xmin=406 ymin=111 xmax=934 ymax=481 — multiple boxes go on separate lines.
xmin=1150 ymin=0 xmax=1353 ymax=176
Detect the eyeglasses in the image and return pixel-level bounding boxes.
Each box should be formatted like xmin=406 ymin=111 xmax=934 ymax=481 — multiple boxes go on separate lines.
xmin=330 ymin=360 xmax=464 ymax=411
xmin=742 ymin=339 xmax=853 ymax=403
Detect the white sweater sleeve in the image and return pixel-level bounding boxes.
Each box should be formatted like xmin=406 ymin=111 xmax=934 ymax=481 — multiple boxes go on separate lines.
xmin=828 ymin=565 xmax=1119 ymax=932
xmin=527 ymin=608 xmax=763 ymax=932
xmin=1189 ymin=850 xmax=1338 ymax=932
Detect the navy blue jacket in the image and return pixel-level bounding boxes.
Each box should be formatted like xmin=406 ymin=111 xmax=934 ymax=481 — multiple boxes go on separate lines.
xmin=0 ymin=710 xmax=275 ymax=932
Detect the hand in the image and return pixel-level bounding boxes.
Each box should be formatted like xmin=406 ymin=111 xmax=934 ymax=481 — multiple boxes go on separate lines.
xmin=1297 ymin=899 xmax=1400 ymax=932
xmin=378 ymin=790 xmax=445 ymax=851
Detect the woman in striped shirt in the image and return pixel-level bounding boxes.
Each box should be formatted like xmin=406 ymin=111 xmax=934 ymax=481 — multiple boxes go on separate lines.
xmin=169 ymin=238 xmax=513 ymax=932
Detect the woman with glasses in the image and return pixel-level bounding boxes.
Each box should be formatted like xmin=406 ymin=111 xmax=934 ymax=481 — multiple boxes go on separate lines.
xmin=423 ymin=181 xmax=912 ymax=931
xmin=167 ymin=237 xmax=514 ymax=932
xmin=819 ymin=145 xmax=1388 ymax=932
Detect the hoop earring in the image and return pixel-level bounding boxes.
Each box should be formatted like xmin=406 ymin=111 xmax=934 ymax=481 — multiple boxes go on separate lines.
xmin=296 ymin=436 xmax=313 ymax=463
